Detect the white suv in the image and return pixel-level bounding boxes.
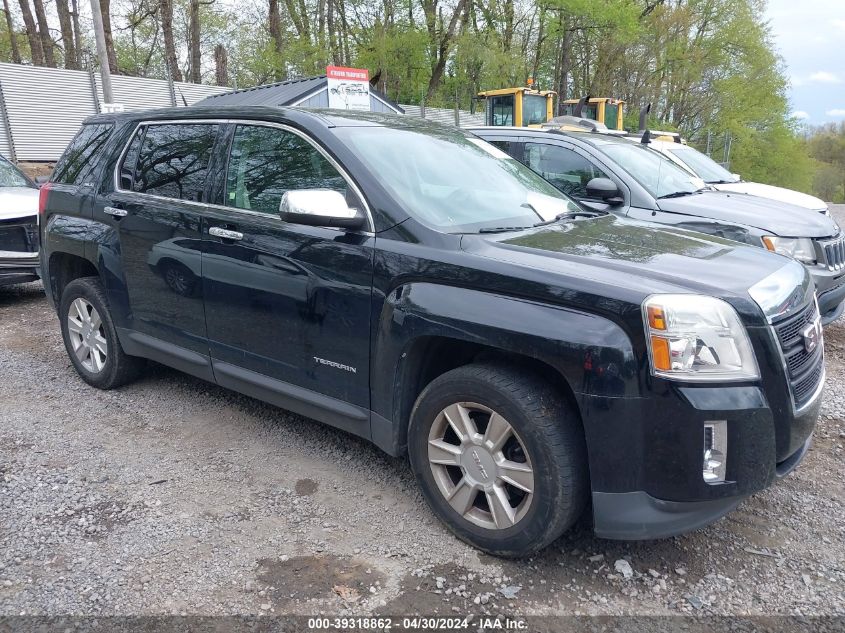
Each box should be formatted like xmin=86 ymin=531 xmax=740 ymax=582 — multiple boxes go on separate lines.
xmin=646 ymin=139 xmax=829 ymax=215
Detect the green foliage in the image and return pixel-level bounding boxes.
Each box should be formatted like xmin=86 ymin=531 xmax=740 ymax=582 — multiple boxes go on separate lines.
xmin=0 ymin=0 xmax=820 ymax=190
xmin=807 ymin=123 xmax=845 ymax=203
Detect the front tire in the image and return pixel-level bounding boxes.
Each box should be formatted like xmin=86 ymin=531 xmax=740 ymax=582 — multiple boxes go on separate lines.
xmin=408 ymin=363 xmax=588 ymax=557
xmin=59 ymin=276 xmax=144 ymax=389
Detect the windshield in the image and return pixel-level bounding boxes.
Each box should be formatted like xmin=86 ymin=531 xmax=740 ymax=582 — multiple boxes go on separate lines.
xmin=0 ymin=158 xmax=32 ymax=188
xmin=667 ymin=147 xmax=738 ymax=183
xmin=522 ymin=95 xmax=548 ymax=126
xmin=600 ymin=142 xmax=701 ymax=198
xmin=335 ymin=125 xmax=582 ymax=232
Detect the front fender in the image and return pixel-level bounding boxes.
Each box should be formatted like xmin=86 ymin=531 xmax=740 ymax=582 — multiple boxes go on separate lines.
xmin=370 ymin=282 xmax=640 ymax=453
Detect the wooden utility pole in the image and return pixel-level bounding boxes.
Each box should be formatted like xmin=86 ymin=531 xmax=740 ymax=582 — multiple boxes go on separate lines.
xmin=90 ymin=0 xmax=113 ymax=103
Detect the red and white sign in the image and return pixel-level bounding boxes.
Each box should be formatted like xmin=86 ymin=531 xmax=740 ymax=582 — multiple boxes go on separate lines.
xmin=326 ymin=66 xmax=371 ymax=111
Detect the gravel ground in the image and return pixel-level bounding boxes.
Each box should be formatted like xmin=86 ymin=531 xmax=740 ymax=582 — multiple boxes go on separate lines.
xmin=1 ymin=209 xmax=844 ymax=619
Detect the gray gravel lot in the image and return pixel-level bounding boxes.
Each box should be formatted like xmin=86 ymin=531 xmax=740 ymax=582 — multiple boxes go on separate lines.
xmin=1 ymin=208 xmax=844 ymax=618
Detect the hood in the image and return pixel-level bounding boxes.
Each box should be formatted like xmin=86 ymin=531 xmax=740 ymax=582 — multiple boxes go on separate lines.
xmin=711 ymin=181 xmax=828 ymax=213
xmin=461 ymin=214 xmax=800 ymax=313
xmin=657 ymin=190 xmax=837 ymax=238
xmin=0 ymin=187 xmax=38 ymax=221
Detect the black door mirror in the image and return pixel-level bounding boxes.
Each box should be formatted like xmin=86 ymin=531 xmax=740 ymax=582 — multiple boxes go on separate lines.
xmin=585 ymin=177 xmax=624 ymax=205
xmin=279 ymin=190 xmax=366 ymax=230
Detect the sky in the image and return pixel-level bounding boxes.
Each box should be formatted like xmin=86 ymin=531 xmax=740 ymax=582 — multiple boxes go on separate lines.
xmin=765 ymin=0 xmax=845 ymax=126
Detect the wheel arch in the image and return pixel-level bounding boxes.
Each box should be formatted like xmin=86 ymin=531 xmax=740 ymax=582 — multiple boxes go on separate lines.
xmin=370 ymin=282 xmax=639 ymax=458
xmin=46 ymin=251 xmax=101 ymax=308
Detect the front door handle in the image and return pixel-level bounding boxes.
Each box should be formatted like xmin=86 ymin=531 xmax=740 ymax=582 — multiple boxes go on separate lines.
xmin=104 ymin=206 xmax=128 ymax=218
xmin=209 ymin=226 xmax=244 ymax=241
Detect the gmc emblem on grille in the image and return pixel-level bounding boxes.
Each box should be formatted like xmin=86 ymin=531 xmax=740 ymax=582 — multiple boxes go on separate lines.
xmin=802 ymin=319 xmax=822 ymax=353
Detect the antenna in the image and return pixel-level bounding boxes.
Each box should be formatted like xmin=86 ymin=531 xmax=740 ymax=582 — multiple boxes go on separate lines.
xmin=178 ymin=88 xmax=189 ymax=107
xmin=638 ymin=103 xmax=651 ymax=132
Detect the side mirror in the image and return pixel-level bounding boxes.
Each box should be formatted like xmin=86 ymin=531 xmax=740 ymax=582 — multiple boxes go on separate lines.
xmin=279 ymin=190 xmax=365 ymax=230
xmin=33 ymin=175 xmax=49 ymax=187
xmin=585 ymin=177 xmax=624 ymax=205
xmin=732 ymin=173 xmax=741 ymax=181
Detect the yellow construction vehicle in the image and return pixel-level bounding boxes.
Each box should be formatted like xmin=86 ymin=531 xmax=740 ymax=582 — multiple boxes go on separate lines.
xmin=476 ymin=81 xmax=555 ymax=127
xmin=560 ymin=97 xmax=625 ymax=130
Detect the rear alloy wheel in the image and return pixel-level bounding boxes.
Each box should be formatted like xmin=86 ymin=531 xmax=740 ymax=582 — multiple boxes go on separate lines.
xmin=59 ymin=276 xmax=144 ymax=389
xmin=409 ymin=363 xmax=588 ymax=557
xmin=66 ymin=297 xmax=108 ymax=373
xmin=427 ymin=402 xmax=534 ymax=530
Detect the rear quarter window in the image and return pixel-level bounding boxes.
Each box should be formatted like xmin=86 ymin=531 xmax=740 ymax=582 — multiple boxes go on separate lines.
xmin=52 ymin=123 xmax=114 ymax=186
xmin=127 ymin=123 xmax=218 ymax=202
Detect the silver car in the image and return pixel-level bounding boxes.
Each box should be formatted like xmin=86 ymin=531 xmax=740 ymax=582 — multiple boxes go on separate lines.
xmin=0 ymin=156 xmax=39 ymax=286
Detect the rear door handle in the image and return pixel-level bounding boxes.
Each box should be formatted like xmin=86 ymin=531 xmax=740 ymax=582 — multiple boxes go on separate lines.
xmin=209 ymin=227 xmax=244 ymax=241
xmin=104 ymin=206 xmax=128 ymax=218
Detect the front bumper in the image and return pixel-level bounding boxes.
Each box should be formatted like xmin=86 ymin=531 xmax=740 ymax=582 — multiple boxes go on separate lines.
xmin=578 ymin=357 xmax=820 ymax=540
xmin=809 ymin=266 xmax=845 ymax=324
xmin=593 ymin=435 xmax=812 ymax=540
xmin=0 ymin=250 xmax=39 ymax=286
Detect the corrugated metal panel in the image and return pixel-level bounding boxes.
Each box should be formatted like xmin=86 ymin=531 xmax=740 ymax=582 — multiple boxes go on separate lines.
xmin=173 ymin=81 xmax=229 ymax=106
xmin=400 ymin=104 xmax=484 ymax=127
xmin=198 ymin=76 xmax=403 ymax=113
xmin=297 ymin=89 xmax=329 ymax=108
xmin=0 ymin=63 xmax=97 ymax=162
xmin=199 ymin=77 xmax=326 ymax=106
xmin=91 ymin=74 xmax=174 ymax=111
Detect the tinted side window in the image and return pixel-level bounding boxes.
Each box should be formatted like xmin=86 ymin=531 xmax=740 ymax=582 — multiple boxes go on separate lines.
xmin=118 ymin=126 xmax=144 ymax=190
xmin=134 ymin=124 xmax=218 ymax=201
xmin=224 ymin=125 xmax=347 ymax=215
xmin=52 ymin=123 xmax=114 ymax=186
xmin=487 ymin=140 xmax=512 ymax=155
xmin=524 ymin=143 xmax=609 ymax=198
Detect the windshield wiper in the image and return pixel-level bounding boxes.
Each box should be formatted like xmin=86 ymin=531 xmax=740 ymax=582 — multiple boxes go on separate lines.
xmin=706 ymin=179 xmax=738 ymax=184
xmin=657 ymin=190 xmax=697 ymax=199
xmin=478 ymin=225 xmax=534 ymax=234
xmin=478 ymin=209 xmax=605 ymax=233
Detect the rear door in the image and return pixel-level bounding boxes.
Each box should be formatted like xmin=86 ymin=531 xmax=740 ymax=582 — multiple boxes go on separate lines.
xmin=96 ymin=121 xmax=220 ymax=363
xmin=200 ymin=122 xmax=374 ymax=430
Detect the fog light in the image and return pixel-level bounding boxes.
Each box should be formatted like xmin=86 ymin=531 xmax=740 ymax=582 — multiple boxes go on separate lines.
xmin=703 ymin=421 xmax=727 ymax=483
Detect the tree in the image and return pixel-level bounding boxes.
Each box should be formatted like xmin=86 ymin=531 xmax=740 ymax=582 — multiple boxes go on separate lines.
xmin=267 ymin=0 xmax=284 ymax=78
xmin=1 ymin=0 xmax=21 ymax=63
xmin=214 ymin=42 xmax=228 ymax=85
xmin=31 ymin=0 xmax=55 ymax=67
xmin=188 ymin=0 xmax=201 ymax=82
xmin=421 ymin=0 xmax=469 ymax=101
xmin=56 ymin=0 xmax=78 ymax=69
xmin=160 ymin=0 xmax=183 ymax=81
xmin=100 ymin=0 xmax=118 ymax=72
xmin=17 ymin=0 xmax=43 ymax=66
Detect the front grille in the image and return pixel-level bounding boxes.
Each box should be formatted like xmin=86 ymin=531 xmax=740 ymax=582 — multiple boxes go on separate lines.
xmin=0 ymin=217 xmax=38 ymax=253
xmin=820 ymin=234 xmax=845 ymax=271
xmin=773 ymin=301 xmax=824 ymax=409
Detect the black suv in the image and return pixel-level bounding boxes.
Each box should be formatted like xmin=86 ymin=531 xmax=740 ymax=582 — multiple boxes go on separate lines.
xmin=471 ymin=127 xmax=845 ymax=325
xmin=40 ymin=107 xmax=822 ymax=556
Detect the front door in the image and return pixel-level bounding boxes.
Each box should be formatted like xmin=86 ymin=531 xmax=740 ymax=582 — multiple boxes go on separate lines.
xmin=99 ymin=122 xmax=220 ymax=356
xmin=201 ymin=122 xmax=374 ymax=430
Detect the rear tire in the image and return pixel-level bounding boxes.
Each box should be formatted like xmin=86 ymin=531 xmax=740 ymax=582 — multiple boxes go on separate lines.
xmin=59 ymin=276 xmax=144 ymax=389
xmin=408 ymin=363 xmax=588 ymax=557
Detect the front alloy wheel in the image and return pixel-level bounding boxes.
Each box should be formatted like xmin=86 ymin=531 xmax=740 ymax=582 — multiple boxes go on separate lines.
xmin=409 ymin=363 xmax=588 ymax=557
xmin=67 ymin=297 xmax=108 ymax=373
xmin=428 ymin=402 xmax=534 ymax=530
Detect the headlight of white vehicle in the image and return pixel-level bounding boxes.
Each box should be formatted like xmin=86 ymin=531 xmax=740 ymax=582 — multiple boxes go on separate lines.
xmin=642 ymin=295 xmax=759 ymax=382
xmin=761 ymin=236 xmax=816 ymax=264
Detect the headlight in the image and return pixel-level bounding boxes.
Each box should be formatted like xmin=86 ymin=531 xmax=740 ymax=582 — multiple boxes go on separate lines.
xmin=761 ymin=236 xmax=816 ymax=264
xmin=643 ymin=294 xmax=759 ymax=382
